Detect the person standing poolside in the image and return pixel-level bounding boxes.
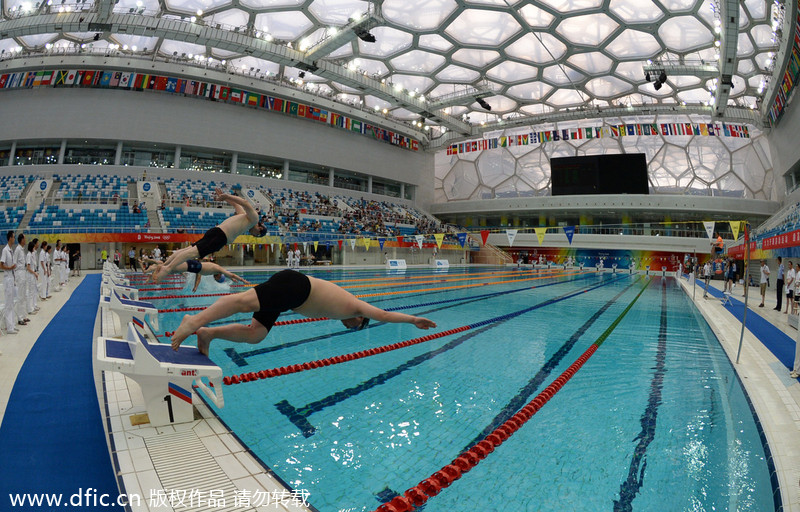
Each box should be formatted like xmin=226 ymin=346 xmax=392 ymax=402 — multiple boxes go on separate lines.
xmin=785 ymin=261 xmax=796 ymax=314
xmin=151 ymin=188 xmax=266 ymax=283
xmin=13 ymin=234 xmax=29 ymax=326
xmin=1 ymin=231 xmax=20 ymax=334
xmin=170 ymin=269 xmax=436 ymax=355
xmin=759 ymin=260 xmax=770 ymax=307
xmin=775 ymin=257 xmax=785 ymax=311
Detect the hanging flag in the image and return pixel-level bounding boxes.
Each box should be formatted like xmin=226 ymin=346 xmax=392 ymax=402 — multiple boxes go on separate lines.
xmin=378 ymin=238 xmax=386 ymax=250
xmin=434 ymin=233 xmax=445 ymax=249
xmin=313 ymin=241 xmax=318 ymax=251
xmin=480 ymin=230 xmax=490 ymax=246
xmin=506 ymin=229 xmax=518 ymax=247
xmin=349 ymin=238 xmax=356 ymax=250
xmin=730 ymin=221 xmax=740 ymax=240
xmin=457 ymin=232 xmax=467 ymax=248
xmin=293 ymin=242 xmax=298 ymax=251
xmin=338 ymin=240 xmax=343 ymax=250
xmin=534 ymin=227 xmax=547 ymax=246
xmin=703 ymin=221 xmax=715 ymax=240
xmin=414 ymin=235 xmax=425 ymax=249
xmin=270 ymin=243 xmax=274 ymax=252
xmin=302 ymin=242 xmax=307 ymax=251
xmin=563 ymin=225 xmax=575 ymax=245
xmin=362 ymin=237 xmax=371 ymax=251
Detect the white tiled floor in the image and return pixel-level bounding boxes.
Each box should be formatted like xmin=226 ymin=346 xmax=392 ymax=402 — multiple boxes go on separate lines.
xmin=679 ymin=276 xmax=800 ymax=512
xmin=96 ymin=275 xmax=313 ymax=512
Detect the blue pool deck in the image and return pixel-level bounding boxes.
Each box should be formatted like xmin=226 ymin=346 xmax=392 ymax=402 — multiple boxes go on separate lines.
xmin=1 ymin=267 xmax=799 ymax=512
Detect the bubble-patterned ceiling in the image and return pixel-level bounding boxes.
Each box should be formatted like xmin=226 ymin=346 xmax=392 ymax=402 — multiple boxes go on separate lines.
xmin=0 ymin=0 xmax=786 ymax=129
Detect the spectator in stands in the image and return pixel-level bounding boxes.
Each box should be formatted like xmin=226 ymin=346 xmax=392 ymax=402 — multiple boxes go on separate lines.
xmin=151 ymin=188 xmax=266 ymax=282
xmin=170 ymin=269 xmax=436 ymax=355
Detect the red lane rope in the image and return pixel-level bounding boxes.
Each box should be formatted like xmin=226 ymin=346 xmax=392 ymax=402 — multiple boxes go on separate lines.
xmin=220 ymin=326 xmax=470 ymax=385
xmin=138 ymin=287 xmax=184 ymax=292
xmin=371 ymin=345 xmax=599 ymax=512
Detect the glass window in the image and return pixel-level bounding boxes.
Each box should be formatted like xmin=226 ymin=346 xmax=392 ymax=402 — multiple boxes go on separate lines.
xmin=14 ymin=146 xmax=60 ymax=165
xmin=0 ymin=148 xmax=10 ymax=166
xmin=333 ymin=170 xmax=367 ymax=192
xmin=373 ymin=179 xmax=401 ymax=198
xmin=63 ymin=143 xmax=116 ymax=165
xmin=179 ymin=151 xmax=231 ymax=173
xmin=121 ymin=145 xmax=174 ymax=168
xmin=237 ymin=157 xmax=283 ymax=179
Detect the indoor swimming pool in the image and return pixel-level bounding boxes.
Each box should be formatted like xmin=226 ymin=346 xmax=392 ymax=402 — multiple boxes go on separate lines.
xmin=141 ymin=267 xmax=778 ymax=512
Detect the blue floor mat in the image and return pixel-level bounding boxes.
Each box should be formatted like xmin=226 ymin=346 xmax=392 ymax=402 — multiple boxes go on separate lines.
xmin=0 ymin=275 xmax=121 ymax=510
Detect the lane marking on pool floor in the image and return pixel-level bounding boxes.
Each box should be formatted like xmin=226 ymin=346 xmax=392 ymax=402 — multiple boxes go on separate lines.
xmin=366 ymin=277 xmax=653 ymax=512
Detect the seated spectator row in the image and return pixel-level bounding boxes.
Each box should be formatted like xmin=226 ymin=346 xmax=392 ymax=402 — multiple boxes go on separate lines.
xmin=0 ymin=175 xmax=33 ymax=201
xmin=28 ymin=205 xmax=148 ymax=231
xmin=0 ymin=205 xmax=26 ymax=231
xmin=159 ymin=207 xmax=230 ymax=234
xmin=52 ymin=173 xmax=130 ymax=201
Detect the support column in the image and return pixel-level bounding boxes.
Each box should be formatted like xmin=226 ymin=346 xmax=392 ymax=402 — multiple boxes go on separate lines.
xmin=174 ymin=146 xmax=181 ymax=169
xmin=400 ymin=183 xmax=405 ymax=199
xmin=8 ymin=141 xmax=16 ymax=166
xmin=230 ymin=152 xmax=238 ymax=174
xmin=329 ymin=168 xmax=334 ymax=187
xmin=58 ymin=140 xmax=66 ymax=165
xmin=283 ymin=160 xmax=290 ymax=180
xmin=114 ymin=141 xmax=123 ymax=166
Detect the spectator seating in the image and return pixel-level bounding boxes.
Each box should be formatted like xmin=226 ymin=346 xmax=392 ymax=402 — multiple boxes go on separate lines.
xmin=160 ymin=207 xmax=230 ymax=234
xmin=0 ymin=205 xmax=26 ymax=232
xmin=28 ymin=205 xmax=147 ymax=232
xmin=0 ymin=175 xmax=31 ymax=201
xmin=53 ymin=173 xmax=130 ymax=201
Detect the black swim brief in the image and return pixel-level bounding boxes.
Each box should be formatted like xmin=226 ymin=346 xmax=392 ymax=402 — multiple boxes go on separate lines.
xmin=192 ymin=226 xmax=227 ymax=259
xmin=252 ymin=269 xmax=312 ymax=330
xmin=186 ymin=259 xmax=202 ymax=273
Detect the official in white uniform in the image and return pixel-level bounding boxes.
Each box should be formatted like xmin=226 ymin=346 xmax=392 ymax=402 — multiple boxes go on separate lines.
xmin=38 ymin=242 xmax=50 ymax=299
xmin=1 ymin=231 xmax=19 ymax=334
xmin=13 ymin=234 xmax=29 ymax=325
xmin=26 ymin=240 xmax=40 ymax=315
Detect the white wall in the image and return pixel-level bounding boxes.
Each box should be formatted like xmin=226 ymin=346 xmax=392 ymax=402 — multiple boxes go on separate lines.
xmin=767 ymin=97 xmax=800 ymax=200
xmin=0 ymin=87 xmax=435 ymax=207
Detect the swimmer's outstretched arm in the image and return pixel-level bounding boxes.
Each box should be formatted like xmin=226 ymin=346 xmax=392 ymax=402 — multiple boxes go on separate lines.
xmin=354 ymin=300 xmax=437 ymax=329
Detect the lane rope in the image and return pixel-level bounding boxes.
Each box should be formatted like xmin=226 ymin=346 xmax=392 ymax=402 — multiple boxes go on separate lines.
xmin=369 ymin=278 xmax=652 ymax=512
xmin=220 ymin=274 xmax=630 ymax=386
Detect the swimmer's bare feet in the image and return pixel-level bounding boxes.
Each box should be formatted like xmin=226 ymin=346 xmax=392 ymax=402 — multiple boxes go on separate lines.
xmin=171 ymin=314 xmax=200 ymax=350
xmin=195 ymin=327 xmax=213 ymax=356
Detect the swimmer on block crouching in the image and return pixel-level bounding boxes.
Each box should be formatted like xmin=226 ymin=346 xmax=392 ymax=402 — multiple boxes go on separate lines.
xmin=170 ymin=269 xmax=437 ymax=355
xmin=150 ymin=188 xmax=267 ymax=283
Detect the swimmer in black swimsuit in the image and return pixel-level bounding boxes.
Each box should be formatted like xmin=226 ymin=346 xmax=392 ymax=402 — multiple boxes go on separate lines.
xmin=143 ymin=258 xmax=249 ymax=291
xmin=150 ymin=188 xmax=267 ymax=283
xmin=171 ymin=269 xmax=437 ymax=355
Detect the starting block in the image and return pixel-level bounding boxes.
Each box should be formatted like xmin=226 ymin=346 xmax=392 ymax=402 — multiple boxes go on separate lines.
xmin=433 ymin=259 xmax=450 ymax=268
xmin=720 ymin=290 xmax=732 ymax=306
xmin=101 ymin=279 xmax=139 ymax=301
xmin=96 ymin=322 xmax=224 ymax=426
xmin=100 ymin=289 xmax=158 ymax=335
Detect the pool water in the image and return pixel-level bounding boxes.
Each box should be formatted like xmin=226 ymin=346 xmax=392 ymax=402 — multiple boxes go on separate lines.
xmin=146 ymin=267 xmax=777 ymax=512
